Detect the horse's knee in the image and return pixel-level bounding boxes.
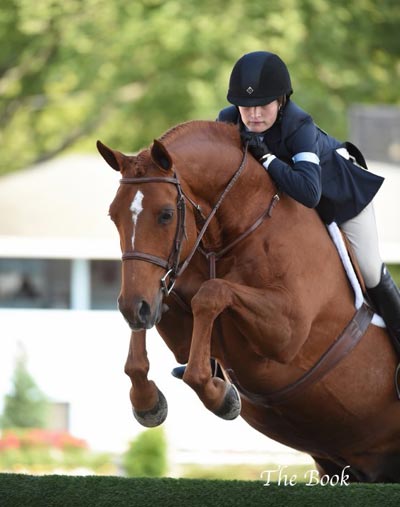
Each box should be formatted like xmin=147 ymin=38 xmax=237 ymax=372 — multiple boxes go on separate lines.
xmin=192 ymin=280 xmax=234 ymax=314
xmin=124 ymin=361 xmax=148 ymax=381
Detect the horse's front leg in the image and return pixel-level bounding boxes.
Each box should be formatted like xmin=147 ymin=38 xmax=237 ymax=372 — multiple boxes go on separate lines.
xmin=124 ymin=330 xmax=168 ymax=427
xmin=183 ymin=281 xmax=242 ymax=420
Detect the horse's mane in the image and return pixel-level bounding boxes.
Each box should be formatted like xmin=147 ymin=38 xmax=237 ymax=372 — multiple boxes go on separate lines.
xmin=134 ymin=120 xmax=240 ymax=177
xmin=158 ymin=120 xmax=240 ymax=149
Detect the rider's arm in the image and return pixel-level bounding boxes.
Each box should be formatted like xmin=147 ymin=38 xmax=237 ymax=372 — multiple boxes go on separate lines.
xmin=266 ymin=120 xmax=322 ymax=208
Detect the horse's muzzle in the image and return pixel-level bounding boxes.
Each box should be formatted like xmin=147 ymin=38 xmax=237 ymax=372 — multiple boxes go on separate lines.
xmin=118 ymin=295 xmax=164 ymax=330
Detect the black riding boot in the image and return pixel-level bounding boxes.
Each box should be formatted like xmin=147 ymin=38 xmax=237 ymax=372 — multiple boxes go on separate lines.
xmin=367 ymin=265 xmax=400 ymax=399
xmin=171 ymin=358 xmax=224 ymax=380
xmin=367 ymin=264 xmax=400 ymax=356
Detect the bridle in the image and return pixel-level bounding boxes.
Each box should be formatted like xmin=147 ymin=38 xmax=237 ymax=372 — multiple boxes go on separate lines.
xmin=120 ymin=174 xmax=187 ymax=295
xmin=119 ymin=144 xmax=279 ymax=295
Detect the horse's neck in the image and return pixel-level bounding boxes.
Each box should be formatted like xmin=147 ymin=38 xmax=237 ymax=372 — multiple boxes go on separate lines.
xmin=178 ymin=142 xmax=274 ymax=248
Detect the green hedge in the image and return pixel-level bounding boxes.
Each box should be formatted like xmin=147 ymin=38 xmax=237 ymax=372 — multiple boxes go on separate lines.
xmin=1 ymin=474 xmax=400 ymax=507
xmin=388 ymin=264 xmax=400 ymax=286
xmin=122 ymin=427 xmax=168 ymax=477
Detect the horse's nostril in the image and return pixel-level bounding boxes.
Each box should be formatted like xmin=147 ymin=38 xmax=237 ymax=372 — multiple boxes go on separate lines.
xmin=138 ymin=300 xmax=151 ymax=324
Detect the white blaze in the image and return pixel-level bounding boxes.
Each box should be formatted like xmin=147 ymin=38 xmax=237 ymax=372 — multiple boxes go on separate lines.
xmin=130 ymin=190 xmax=144 ymax=248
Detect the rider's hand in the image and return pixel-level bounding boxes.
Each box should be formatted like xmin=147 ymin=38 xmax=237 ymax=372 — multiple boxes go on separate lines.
xmin=240 ymin=131 xmax=272 ymax=163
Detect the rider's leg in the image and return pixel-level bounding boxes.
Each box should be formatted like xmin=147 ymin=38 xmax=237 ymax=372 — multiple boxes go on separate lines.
xmin=340 ymin=202 xmax=400 ymax=353
xmin=340 ymin=202 xmax=382 ymax=289
xmin=367 ymin=265 xmax=400 ymax=354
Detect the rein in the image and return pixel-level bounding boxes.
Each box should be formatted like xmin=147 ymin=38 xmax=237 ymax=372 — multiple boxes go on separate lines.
xmin=119 ymin=143 xmax=278 ymax=294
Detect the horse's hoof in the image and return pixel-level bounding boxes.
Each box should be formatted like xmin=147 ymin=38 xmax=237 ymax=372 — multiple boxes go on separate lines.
xmin=214 ymin=383 xmax=241 ymax=420
xmin=132 ymin=388 xmax=168 ymax=427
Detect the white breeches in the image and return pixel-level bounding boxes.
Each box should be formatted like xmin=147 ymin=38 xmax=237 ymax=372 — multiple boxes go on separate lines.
xmin=340 ymin=201 xmax=383 ymax=289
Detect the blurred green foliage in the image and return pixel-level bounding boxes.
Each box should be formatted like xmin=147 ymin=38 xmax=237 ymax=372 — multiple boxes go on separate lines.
xmin=122 ymin=427 xmax=168 ymax=477
xmin=1 ymin=348 xmax=49 ymax=430
xmin=1 ymin=0 xmax=399 ymax=174
xmin=388 ymin=264 xmax=400 ymax=286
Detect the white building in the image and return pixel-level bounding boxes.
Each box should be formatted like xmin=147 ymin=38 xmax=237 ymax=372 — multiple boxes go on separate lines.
xmin=0 ymin=153 xmax=399 ymax=469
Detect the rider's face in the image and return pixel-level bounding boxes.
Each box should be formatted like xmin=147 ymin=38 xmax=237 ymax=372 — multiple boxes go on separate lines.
xmin=238 ymin=100 xmax=279 ymax=133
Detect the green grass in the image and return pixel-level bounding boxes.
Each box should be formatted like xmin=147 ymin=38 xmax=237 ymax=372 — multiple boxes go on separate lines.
xmin=180 ymin=462 xmax=314 ymax=481
xmin=1 ymin=473 xmax=400 ymax=507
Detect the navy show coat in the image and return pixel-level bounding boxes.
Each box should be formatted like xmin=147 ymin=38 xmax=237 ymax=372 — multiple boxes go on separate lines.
xmin=218 ymin=101 xmax=384 ymax=225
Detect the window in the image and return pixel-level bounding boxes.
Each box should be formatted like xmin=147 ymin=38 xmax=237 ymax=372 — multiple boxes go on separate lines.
xmin=0 ymin=258 xmax=121 ymax=310
xmin=90 ymin=260 xmax=121 ymax=310
xmin=0 ymin=259 xmax=70 ymax=309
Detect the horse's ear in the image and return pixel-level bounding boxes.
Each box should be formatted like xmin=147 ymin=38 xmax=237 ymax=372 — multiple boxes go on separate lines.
xmin=96 ymin=140 xmax=124 ymax=172
xmin=151 ymin=139 xmax=173 ymax=172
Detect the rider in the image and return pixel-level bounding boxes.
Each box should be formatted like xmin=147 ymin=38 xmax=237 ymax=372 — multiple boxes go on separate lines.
xmin=172 ymin=51 xmax=400 ymax=379
xmin=219 ymin=50 xmax=400 ymax=350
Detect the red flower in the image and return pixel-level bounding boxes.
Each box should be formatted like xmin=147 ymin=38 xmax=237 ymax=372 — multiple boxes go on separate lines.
xmin=0 ymin=429 xmax=87 ymax=451
xmin=0 ymin=431 xmax=20 ymax=450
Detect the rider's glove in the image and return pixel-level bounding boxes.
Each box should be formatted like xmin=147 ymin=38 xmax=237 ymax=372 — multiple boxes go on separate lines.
xmin=240 ymin=131 xmax=273 ymax=164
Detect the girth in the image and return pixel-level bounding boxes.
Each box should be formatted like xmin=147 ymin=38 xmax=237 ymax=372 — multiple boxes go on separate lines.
xmin=227 ymin=302 xmax=374 ymax=407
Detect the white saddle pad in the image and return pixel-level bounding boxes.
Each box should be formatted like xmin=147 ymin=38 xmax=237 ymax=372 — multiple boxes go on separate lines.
xmin=327 ymin=222 xmax=385 ymax=328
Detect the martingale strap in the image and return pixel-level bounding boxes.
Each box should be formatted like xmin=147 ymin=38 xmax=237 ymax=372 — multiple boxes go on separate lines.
xmin=227 ymin=303 xmax=374 ymax=407
xmin=175 ymin=143 xmax=250 ymax=279
xmin=199 ymin=193 xmax=280 ymax=279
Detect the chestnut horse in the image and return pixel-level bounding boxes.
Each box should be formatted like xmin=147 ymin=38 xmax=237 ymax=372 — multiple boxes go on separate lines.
xmin=97 ymin=120 xmax=400 ymax=482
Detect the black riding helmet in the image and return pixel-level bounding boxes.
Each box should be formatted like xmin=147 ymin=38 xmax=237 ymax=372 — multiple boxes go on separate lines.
xmin=227 ymin=51 xmax=292 ymax=107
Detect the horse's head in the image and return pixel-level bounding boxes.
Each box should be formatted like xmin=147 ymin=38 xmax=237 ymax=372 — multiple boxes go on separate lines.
xmin=97 ymin=139 xmax=195 ymax=330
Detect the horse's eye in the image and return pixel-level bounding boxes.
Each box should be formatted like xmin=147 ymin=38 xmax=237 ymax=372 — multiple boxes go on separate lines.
xmin=158 ymin=209 xmax=174 ymax=224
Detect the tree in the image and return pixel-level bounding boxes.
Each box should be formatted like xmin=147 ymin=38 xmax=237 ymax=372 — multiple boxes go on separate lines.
xmin=296 ymin=0 xmax=400 ymax=138
xmin=122 ymin=427 xmax=168 ymax=477
xmin=1 ymin=0 xmax=399 ymax=176
xmin=1 ymin=346 xmax=49 ymax=429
